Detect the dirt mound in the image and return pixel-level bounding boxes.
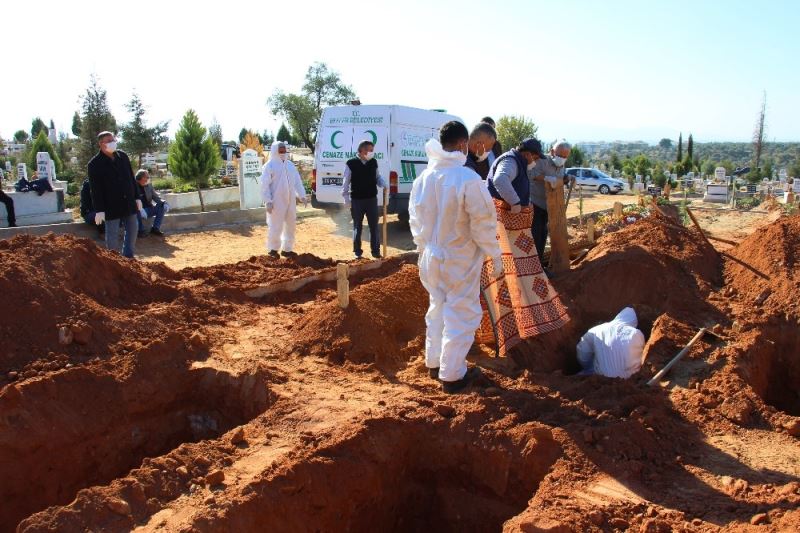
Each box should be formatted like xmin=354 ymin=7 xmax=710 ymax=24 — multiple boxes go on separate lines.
xmin=725 ymin=214 xmax=800 ymax=316
xmin=293 ymin=264 xmax=427 ymax=371
xmin=180 ymin=253 xmax=336 ymax=291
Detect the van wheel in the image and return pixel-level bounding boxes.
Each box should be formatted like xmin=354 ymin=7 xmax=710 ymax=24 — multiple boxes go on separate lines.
xmin=599 ymin=185 xmax=610 ymax=194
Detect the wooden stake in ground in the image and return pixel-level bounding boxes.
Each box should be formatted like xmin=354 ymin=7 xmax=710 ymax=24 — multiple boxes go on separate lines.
xmin=587 ymin=218 xmax=595 ymax=244
xmin=664 ymin=181 xmax=671 ymax=200
xmin=685 ymin=207 xmax=714 ymax=249
xmin=545 ymin=179 xmax=570 ymax=274
xmin=382 ymin=187 xmax=388 ymax=258
xmin=337 ymin=263 xmax=349 ymax=308
xmin=613 ymin=201 xmax=624 ymax=219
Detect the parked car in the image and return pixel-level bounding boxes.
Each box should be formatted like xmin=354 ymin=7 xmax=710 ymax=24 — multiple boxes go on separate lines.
xmin=566 ymin=167 xmax=625 ymax=194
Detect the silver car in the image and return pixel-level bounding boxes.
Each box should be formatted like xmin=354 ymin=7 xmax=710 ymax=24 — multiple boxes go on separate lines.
xmin=566 ymin=167 xmax=625 ymax=195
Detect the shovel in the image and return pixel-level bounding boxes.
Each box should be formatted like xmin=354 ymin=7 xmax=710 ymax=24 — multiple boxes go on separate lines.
xmin=647 ymin=326 xmax=724 ymax=386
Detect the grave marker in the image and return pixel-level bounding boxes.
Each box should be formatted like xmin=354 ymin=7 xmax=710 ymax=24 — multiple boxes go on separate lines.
xmin=238 ymin=149 xmax=263 ymax=209
xmin=17 ymin=163 xmax=27 ymax=180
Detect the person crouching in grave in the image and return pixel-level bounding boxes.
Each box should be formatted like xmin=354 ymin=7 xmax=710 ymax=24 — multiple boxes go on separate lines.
xmin=576 ymin=307 xmax=645 ymax=378
xmin=260 ymin=141 xmax=308 ymax=259
xmin=342 ymin=140 xmax=388 ymax=259
xmin=134 ymin=169 xmax=168 ymax=238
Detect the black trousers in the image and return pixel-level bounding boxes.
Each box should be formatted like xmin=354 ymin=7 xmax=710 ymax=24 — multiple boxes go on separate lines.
xmin=532 ymin=205 xmax=548 ymax=261
xmin=351 ymin=197 xmax=380 ymax=256
xmin=0 ymin=190 xmax=15 ymax=226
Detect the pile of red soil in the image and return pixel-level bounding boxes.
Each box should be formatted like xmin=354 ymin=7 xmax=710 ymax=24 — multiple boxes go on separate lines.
xmin=724 ymin=214 xmax=800 ymax=316
xmin=180 ymin=253 xmax=335 ymax=291
xmin=293 ymin=264 xmax=427 ymax=371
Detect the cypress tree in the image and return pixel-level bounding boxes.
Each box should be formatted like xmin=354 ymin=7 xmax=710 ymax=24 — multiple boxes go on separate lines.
xmin=676 ymin=132 xmax=683 ymax=162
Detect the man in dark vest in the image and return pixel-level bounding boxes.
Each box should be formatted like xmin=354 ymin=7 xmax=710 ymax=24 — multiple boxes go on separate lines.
xmin=465 ymin=122 xmax=497 ymax=180
xmin=487 ymin=137 xmax=545 ymax=211
xmin=342 ymin=140 xmax=388 ymax=259
xmin=480 ymin=116 xmax=504 ymax=165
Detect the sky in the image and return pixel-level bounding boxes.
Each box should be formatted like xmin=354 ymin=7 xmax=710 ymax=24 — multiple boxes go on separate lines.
xmin=2 ymin=0 xmax=799 ymax=145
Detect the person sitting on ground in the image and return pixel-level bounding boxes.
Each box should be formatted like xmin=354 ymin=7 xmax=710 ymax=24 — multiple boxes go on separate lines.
xmin=465 ymin=122 xmax=498 ymax=180
xmin=576 ymin=307 xmax=645 ymax=378
xmin=134 ymin=169 xmax=168 ymax=237
xmin=80 ymin=177 xmax=104 ymax=235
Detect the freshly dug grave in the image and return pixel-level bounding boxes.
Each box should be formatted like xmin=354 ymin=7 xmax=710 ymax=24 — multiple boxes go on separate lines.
xmin=515 ymin=215 xmax=725 ymax=372
xmin=293 ymin=264 xmax=428 ymax=372
xmin=725 ymin=213 xmax=800 ymax=317
xmin=0 ymin=331 xmax=273 ymax=530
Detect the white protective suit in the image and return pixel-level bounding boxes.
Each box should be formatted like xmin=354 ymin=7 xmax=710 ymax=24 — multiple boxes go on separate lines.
xmin=260 ymin=142 xmax=307 ymax=252
xmin=576 ymin=307 xmax=645 ymax=378
xmin=409 ymin=139 xmax=503 ymax=382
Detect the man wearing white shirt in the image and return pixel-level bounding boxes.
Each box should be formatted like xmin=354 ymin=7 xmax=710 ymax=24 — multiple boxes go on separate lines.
xmin=342 ymin=140 xmax=388 ymax=259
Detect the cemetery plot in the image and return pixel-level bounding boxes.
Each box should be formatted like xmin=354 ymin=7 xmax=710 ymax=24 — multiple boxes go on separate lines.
xmin=2 ymin=214 xmax=800 ymax=532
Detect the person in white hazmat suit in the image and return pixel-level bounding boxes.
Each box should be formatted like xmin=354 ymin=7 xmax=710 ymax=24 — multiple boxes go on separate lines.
xmin=260 ymin=141 xmax=308 ymax=258
xmin=576 ymin=307 xmax=646 ymax=378
xmin=409 ymin=121 xmax=504 ymax=394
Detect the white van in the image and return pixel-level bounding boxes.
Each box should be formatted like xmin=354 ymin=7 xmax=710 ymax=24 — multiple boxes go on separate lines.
xmin=311 ymin=105 xmax=461 ymax=223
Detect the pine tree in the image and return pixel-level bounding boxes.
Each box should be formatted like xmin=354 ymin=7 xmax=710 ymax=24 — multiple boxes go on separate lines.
xmin=238 ymin=128 xmax=248 ymax=144
xmin=71 ymin=111 xmax=82 ymax=136
xmin=28 ymin=131 xmax=63 ymax=174
xmin=119 ymin=92 xmax=169 ymax=168
xmin=208 ymin=118 xmax=223 ymax=147
xmin=77 ymin=75 xmax=117 ymax=168
xmin=676 ymin=132 xmax=683 ymax=162
xmin=31 ymin=117 xmax=48 ymax=139
xmin=168 ymin=110 xmax=221 ymax=211
xmin=277 ymin=123 xmax=292 ymax=143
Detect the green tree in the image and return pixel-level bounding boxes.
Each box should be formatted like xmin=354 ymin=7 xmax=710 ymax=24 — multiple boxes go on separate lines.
xmin=238 ymin=127 xmax=248 ymax=144
xmin=13 ymin=130 xmax=29 ymax=143
xmin=676 ymin=132 xmax=683 ymax=162
xmin=702 ymin=160 xmax=717 ymax=175
xmin=789 ymin=159 xmax=800 ymax=179
xmin=27 ymin=131 xmax=63 ymax=174
xmin=762 ymin=158 xmax=774 ymax=180
xmin=495 ymin=115 xmax=538 ymax=154
xmin=268 ymin=62 xmax=357 ymax=150
xmin=566 ymin=145 xmax=585 ymax=168
xmin=633 ymin=154 xmax=651 ymax=179
xmin=609 ymin=152 xmax=623 ymax=172
xmin=208 ymin=118 xmax=223 ymax=148
xmin=277 ymin=123 xmax=292 ymax=143
xmin=71 ymin=111 xmax=82 ymax=137
xmin=260 ymin=130 xmax=274 ymax=146
xmin=168 ymin=109 xmax=221 ymax=211
xmin=77 ymin=75 xmax=118 ymax=168
xmin=119 ymin=92 xmax=169 ymax=168
xmin=687 ymin=134 xmax=694 ymax=161
xmin=31 ymin=117 xmax=48 ymax=139
xmin=658 ymin=138 xmax=673 ymax=150
xmin=653 ymin=161 xmax=667 ymax=187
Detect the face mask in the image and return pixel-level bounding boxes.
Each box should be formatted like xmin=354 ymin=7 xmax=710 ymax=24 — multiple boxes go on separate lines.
xmin=475 ymin=150 xmax=490 ymax=163
xmin=364 ymin=151 xmax=374 ymax=161
xmin=279 ymin=153 xmax=287 ymax=161
xmin=552 ymin=155 xmax=567 ymax=167
xmin=527 ymin=158 xmax=537 ymax=170
xmin=105 ymin=141 xmax=117 ymax=152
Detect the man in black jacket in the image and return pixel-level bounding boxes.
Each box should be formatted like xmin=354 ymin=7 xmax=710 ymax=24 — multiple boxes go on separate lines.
xmin=79 ymin=178 xmax=104 ymax=235
xmin=88 ymin=131 xmax=140 ymax=258
xmin=0 ymin=170 xmax=16 ymax=227
xmin=341 ymin=140 xmax=387 ymax=259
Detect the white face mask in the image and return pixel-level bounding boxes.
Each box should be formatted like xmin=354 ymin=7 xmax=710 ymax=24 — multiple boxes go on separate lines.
xmin=475 ymin=150 xmax=490 ymax=163
xmin=279 ymin=153 xmax=287 ymax=162
xmin=552 ymin=155 xmax=567 ymax=167
xmin=527 ymin=159 xmax=537 ymax=170
xmin=105 ymin=141 xmax=118 ymax=152
xmin=364 ymin=151 xmax=374 ymax=161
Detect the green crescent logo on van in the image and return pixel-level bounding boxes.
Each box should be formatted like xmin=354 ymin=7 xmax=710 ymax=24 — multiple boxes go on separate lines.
xmin=365 ymin=129 xmax=378 ymax=145
xmin=330 ymin=130 xmax=343 ymax=149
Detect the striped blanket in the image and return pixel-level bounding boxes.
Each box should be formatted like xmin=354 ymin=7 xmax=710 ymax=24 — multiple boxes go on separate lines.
xmin=476 ymin=200 xmax=571 ymax=356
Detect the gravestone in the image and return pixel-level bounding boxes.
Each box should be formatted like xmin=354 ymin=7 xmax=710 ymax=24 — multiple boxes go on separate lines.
xmin=143 ymin=153 xmax=157 ymax=168
xmin=635 ymin=174 xmax=642 ymax=183
xmin=17 ymin=163 xmax=27 ymax=180
xmin=36 ymin=152 xmax=51 ymax=181
xmin=239 ymin=149 xmax=263 ymax=209
xmin=4 ymin=161 xmax=10 ymax=172
xmin=793 ymin=179 xmax=800 ymax=193
xmin=714 ymin=167 xmax=726 ymax=183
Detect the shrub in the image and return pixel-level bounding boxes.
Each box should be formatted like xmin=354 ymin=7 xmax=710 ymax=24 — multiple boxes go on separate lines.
xmin=151 ymin=178 xmax=175 ymax=190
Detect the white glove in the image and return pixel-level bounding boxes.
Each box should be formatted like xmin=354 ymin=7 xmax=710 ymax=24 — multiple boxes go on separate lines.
xmin=136 ymin=199 xmax=143 ymax=211
xmin=95 ymin=212 xmax=105 ymax=225
xmin=544 ymin=176 xmax=559 ymax=187
xmin=266 ymin=202 xmax=273 ymax=214
xmin=344 ymin=198 xmax=351 ymax=208
xmin=492 ymin=256 xmax=504 ymax=278
xmin=139 ymin=209 xmax=148 ymax=218
xmin=510 ymin=204 xmax=522 ymax=214
xmin=163 ymin=202 xmax=171 ymax=213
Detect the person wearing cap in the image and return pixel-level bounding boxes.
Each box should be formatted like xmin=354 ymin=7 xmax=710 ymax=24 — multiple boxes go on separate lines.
xmin=342 ymin=140 xmax=388 ymax=259
xmin=476 ymin=137 xmax=571 ymax=357
xmin=529 ymin=140 xmax=572 ymax=261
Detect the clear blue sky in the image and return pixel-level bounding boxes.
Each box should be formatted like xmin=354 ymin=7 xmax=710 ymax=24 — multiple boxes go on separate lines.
xmin=3 ymin=0 xmax=798 ymax=144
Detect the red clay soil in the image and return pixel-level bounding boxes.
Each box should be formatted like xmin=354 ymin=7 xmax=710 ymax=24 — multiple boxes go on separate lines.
xmin=293 ymin=263 xmax=428 ymax=372
xmin=724 ymin=214 xmax=800 ymax=317
xmin=4 ymin=217 xmax=800 ymax=532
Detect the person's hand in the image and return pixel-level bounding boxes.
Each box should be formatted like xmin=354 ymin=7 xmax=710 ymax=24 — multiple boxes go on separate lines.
xmin=95 ymin=212 xmax=105 ymax=225
xmin=266 ymin=202 xmax=273 ymax=214
xmin=139 ymin=209 xmax=147 ymax=218
xmin=136 ymin=199 xmax=143 ymax=211
xmin=163 ymin=202 xmax=171 ymax=213
xmin=544 ymin=176 xmax=559 ymax=187
xmin=344 ymin=199 xmax=351 ymax=208
xmin=510 ymin=204 xmax=522 ymax=214
xmin=492 ymin=256 xmax=504 ymax=278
